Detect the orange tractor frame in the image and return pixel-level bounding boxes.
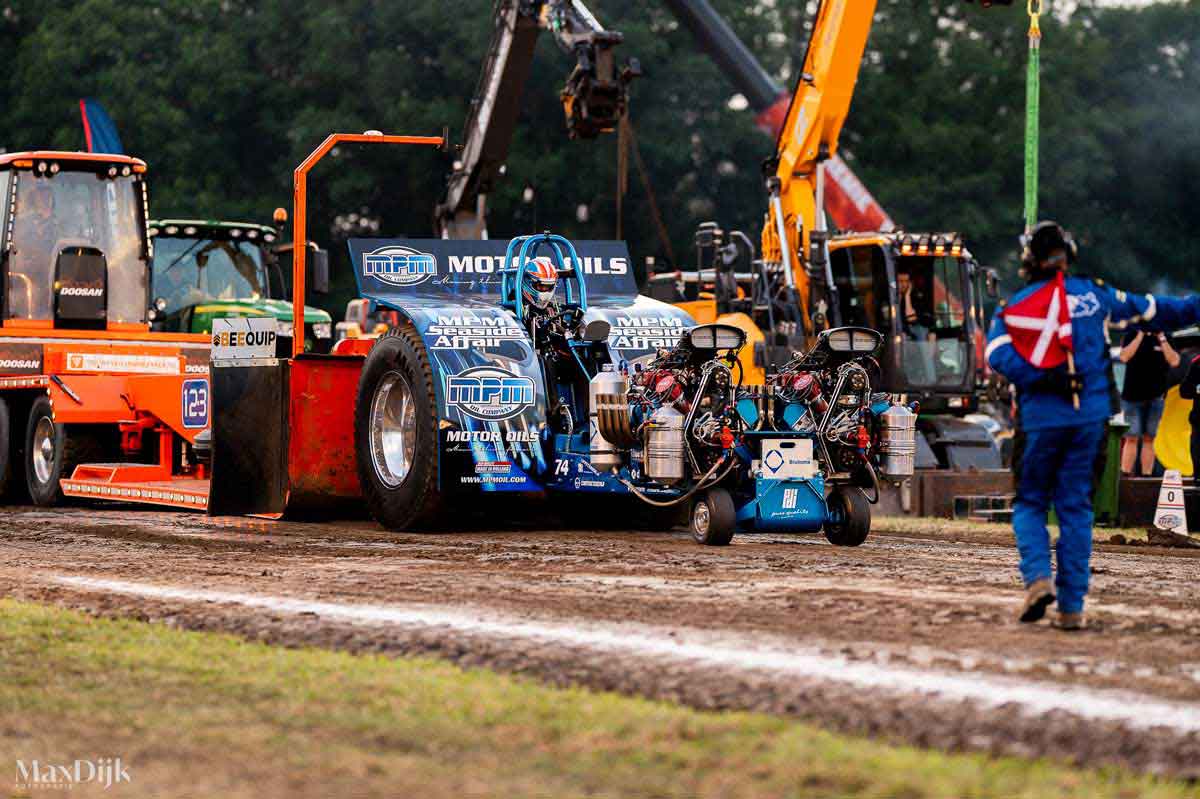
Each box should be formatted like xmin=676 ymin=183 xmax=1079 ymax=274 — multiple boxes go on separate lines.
xmin=0 ymin=151 xmax=210 ymax=508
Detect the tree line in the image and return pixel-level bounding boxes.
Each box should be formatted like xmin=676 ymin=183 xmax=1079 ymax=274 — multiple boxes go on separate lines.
xmin=1 ymin=0 xmax=1196 ymax=310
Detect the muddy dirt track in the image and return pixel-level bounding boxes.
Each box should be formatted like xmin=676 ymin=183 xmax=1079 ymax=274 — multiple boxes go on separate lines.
xmin=2 ymin=505 xmax=1199 ymax=777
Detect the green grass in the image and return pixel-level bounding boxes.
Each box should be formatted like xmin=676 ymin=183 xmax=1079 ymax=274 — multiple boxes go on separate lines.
xmin=1 ymin=599 xmax=1194 ymax=799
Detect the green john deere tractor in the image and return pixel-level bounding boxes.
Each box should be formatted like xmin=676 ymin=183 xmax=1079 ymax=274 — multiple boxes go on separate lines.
xmin=148 ymin=218 xmax=333 ymax=355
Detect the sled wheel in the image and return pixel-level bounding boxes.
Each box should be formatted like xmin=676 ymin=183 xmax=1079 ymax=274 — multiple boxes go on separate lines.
xmin=824 ymin=487 xmax=871 ymax=547
xmin=355 ymin=325 xmax=443 ymax=531
xmin=691 ymin=487 xmax=736 ymax=546
xmin=24 ymin=396 xmax=102 ymax=506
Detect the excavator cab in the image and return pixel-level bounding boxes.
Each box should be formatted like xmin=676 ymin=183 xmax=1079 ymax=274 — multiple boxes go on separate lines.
xmin=0 ymin=153 xmax=214 ymax=511
xmin=829 ymin=233 xmax=981 ymax=414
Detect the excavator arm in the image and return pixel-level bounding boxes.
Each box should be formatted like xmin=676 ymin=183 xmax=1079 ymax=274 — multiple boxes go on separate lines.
xmin=661 ymin=0 xmax=892 ymax=235
xmin=541 ymin=0 xmax=641 ymax=139
xmin=436 ymin=0 xmax=638 ymax=239
xmin=762 ymin=0 xmax=877 ymax=332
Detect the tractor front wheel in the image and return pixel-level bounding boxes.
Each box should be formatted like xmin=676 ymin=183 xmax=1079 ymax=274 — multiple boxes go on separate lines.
xmin=354 ymin=326 xmax=443 ymax=531
xmin=23 ymin=396 xmax=102 ymax=506
xmin=824 ymin=487 xmax=871 ymax=547
xmin=691 ymin=487 xmax=736 ymax=546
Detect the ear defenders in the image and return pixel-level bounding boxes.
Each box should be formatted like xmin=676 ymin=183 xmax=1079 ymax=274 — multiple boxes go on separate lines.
xmin=1019 ymin=220 xmax=1077 ymax=281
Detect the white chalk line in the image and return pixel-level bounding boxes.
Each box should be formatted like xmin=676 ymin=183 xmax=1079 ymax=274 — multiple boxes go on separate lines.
xmin=49 ymin=575 xmax=1200 ymax=735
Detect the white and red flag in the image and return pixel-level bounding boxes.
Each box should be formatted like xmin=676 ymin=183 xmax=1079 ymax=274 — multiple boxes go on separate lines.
xmin=1001 ymin=272 xmax=1074 ymax=368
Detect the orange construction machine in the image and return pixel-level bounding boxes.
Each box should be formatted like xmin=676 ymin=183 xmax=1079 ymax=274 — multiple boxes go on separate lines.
xmin=0 ymin=151 xmax=210 ymax=508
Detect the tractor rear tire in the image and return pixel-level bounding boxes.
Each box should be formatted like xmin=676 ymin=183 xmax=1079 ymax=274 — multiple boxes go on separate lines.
xmin=23 ymin=396 xmax=103 ymax=507
xmin=691 ymin=486 xmax=736 ymax=546
xmin=355 ymin=326 xmax=443 ymax=531
xmin=824 ymin=487 xmax=871 ymax=547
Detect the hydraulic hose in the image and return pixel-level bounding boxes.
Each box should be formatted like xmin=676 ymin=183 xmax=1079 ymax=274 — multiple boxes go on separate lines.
xmin=859 ymin=452 xmax=881 ymax=505
xmin=617 ymin=455 xmax=736 ymax=508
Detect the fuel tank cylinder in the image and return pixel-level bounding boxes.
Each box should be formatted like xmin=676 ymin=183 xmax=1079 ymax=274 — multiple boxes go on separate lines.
xmin=645 ymin=405 xmax=686 ymax=484
xmin=879 ymin=403 xmax=917 ymax=481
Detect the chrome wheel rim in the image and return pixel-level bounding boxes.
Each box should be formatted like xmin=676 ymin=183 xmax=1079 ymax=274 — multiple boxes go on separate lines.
xmin=693 ymin=500 xmax=711 ymax=537
xmin=32 ymin=417 xmax=56 ymax=485
xmin=369 ymin=371 xmax=417 ymax=488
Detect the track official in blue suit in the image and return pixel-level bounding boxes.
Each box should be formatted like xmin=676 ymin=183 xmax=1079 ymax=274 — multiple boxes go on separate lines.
xmin=986 ymin=222 xmax=1200 ymax=630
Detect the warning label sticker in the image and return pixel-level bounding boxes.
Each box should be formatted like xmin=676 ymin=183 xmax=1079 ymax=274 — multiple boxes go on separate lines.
xmin=65 ymin=353 xmax=181 ymax=375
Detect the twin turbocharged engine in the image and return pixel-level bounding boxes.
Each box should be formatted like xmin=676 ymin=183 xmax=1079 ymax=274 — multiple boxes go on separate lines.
xmin=584 ymin=325 xmax=917 ymax=503
xmin=766 ymin=356 xmax=917 ymax=483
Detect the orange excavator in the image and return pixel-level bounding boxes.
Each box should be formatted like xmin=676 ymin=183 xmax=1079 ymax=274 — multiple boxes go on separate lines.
xmin=649 ymin=0 xmax=1008 ymax=472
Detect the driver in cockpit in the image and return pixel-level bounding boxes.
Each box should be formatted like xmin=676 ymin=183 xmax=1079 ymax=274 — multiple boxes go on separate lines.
xmin=520 ymin=257 xmax=562 ymax=341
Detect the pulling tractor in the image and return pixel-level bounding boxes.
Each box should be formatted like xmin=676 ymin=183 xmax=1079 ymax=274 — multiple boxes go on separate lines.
xmin=0 ymin=152 xmax=210 ymax=507
xmin=207 ymin=132 xmax=918 ymax=545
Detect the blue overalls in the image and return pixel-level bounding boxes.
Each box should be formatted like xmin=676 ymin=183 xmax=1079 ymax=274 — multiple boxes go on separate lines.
xmin=987 ymin=275 xmax=1200 ymax=613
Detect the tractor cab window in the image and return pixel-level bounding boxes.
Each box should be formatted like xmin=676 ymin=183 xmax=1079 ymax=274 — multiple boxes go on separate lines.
xmin=6 ymin=170 xmax=146 ymax=324
xmin=152 ymin=236 xmax=269 ymax=316
xmin=831 ymin=245 xmax=887 ymax=330
xmin=895 ymin=255 xmax=968 ymax=388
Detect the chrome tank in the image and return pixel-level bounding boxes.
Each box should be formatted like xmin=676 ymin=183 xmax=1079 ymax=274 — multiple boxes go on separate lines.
xmin=879 ymin=402 xmax=917 ymax=481
xmin=644 ymin=405 xmax=686 ymax=484
xmin=589 ymin=365 xmax=628 ymax=470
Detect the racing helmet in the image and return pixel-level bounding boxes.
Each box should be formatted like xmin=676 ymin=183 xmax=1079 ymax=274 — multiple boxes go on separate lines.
xmin=522 ymin=257 xmax=558 ymax=309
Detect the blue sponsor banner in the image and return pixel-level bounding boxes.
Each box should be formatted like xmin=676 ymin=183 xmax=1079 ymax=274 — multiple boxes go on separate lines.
xmin=347 ymin=239 xmax=638 ymax=307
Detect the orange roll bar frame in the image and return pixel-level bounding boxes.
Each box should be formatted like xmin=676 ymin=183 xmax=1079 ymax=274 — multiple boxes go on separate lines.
xmin=291 ymin=133 xmax=444 ymax=357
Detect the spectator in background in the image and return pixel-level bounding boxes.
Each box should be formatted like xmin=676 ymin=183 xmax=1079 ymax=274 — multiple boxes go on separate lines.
xmin=1119 ymin=330 xmax=1179 ymax=475
xmin=1179 ymin=353 xmax=1200 ymax=477
xmin=898 ymin=269 xmax=936 ymax=384
xmin=898 ymin=270 xmax=932 ymax=339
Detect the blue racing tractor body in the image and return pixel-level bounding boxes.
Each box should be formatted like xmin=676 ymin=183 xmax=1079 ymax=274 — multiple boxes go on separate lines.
xmin=347 ymin=233 xmax=916 ymax=545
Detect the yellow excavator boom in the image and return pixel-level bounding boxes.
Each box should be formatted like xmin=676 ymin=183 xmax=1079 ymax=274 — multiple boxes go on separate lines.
xmin=761 ymin=0 xmax=877 ymax=332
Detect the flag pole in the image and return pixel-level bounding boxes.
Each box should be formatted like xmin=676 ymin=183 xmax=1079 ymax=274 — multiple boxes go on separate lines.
xmin=1067 ymin=351 xmax=1079 ymax=410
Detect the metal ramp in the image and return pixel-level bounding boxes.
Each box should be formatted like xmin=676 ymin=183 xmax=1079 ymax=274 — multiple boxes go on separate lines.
xmin=61 ymin=464 xmax=209 ymax=510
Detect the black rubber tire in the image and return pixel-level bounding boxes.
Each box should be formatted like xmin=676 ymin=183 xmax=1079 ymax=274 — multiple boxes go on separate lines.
xmin=824 ymin=487 xmax=871 ymax=547
xmin=691 ymin=486 xmax=736 ymax=546
xmin=23 ymin=396 xmax=103 ymax=507
xmin=0 ymin=395 xmax=11 ymax=499
xmin=354 ymin=326 xmax=443 ymax=531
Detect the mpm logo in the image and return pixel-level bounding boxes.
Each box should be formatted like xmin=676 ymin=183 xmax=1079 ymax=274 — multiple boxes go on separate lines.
xmin=446 ymin=366 xmax=535 ymax=421
xmin=363 ymin=245 xmax=437 ymax=287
